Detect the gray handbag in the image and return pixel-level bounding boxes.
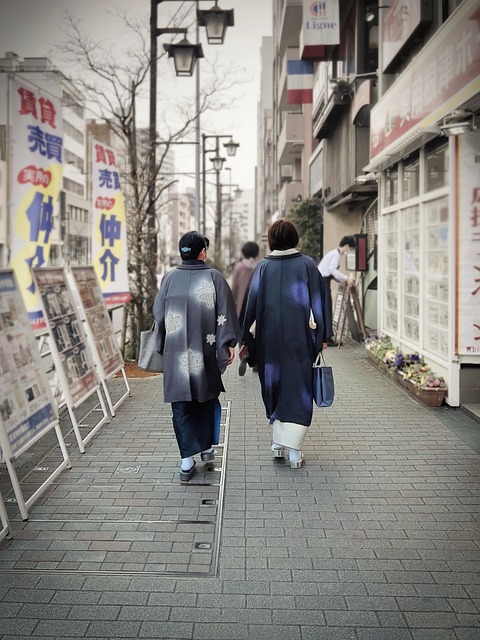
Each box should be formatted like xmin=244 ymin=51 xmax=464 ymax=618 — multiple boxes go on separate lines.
xmin=138 ymin=323 xmax=164 ymax=372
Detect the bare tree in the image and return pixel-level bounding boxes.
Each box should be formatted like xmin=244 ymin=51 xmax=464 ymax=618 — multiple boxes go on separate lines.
xmin=55 ymin=8 xmax=241 ymax=359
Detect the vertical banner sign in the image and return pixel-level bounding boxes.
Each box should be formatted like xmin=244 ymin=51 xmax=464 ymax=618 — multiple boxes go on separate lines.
xmin=0 ymin=270 xmax=58 ymax=457
xmin=9 ymin=77 xmax=63 ymax=331
xmin=456 ymin=131 xmax=480 ymax=354
xmin=91 ymin=140 xmax=130 ymax=306
xmin=32 ymin=267 xmax=98 ymax=407
xmin=71 ymin=266 xmax=124 ymax=377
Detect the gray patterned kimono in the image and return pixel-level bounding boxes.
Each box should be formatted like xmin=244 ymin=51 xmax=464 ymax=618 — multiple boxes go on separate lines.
xmin=153 ymin=263 xmax=241 ymax=403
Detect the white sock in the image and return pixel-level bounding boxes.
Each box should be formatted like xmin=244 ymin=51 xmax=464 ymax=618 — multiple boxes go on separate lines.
xmin=181 ymin=456 xmax=194 ymax=471
xmin=202 ymin=447 xmax=214 ymax=454
xmin=288 ymin=448 xmax=302 ymax=462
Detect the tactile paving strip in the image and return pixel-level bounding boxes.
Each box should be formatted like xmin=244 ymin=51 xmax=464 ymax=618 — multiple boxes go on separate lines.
xmin=0 ymin=378 xmax=229 ymax=577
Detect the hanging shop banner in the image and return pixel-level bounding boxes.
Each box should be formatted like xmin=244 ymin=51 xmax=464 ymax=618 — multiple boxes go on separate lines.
xmin=91 ymin=140 xmax=130 ymax=307
xmin=456 ymin=131 xmax=480 ymax=355
xmin=370 ymin=0 xmax=480 ymax=163
xmin=0 ymin=270 xmax=58 ymax=458
xmin=9 ymin=77 xmax=64 ymax=331
xmin=71 ymin=266 xmax=124 ymax=378
xmin=300 ymin=0 xmax=340 ymax=60
xmin=32 ymin=267 xmax=99 ymax=407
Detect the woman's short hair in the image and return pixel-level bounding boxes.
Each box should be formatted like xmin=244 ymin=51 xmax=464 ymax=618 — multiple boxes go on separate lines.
xmin=178 ymin=231 xmax=209 ymax=260
xmin=268 ymin=220 xmax=299 ymax=251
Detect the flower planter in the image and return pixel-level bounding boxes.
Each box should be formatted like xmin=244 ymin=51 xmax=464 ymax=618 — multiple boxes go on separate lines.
xmin=404 ymin=380 xmax=447 ymax=407
xmin=366 ymin=350 xmax=447 ymax=407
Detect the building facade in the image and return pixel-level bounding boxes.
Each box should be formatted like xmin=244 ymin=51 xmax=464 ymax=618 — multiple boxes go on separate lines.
xmin=260 ymin=0 xmax=479 ymax=410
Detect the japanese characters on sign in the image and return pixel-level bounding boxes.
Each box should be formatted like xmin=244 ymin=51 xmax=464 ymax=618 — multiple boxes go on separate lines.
xmin=456 ymin=132 xmax=480 ymax=354
xmin=32 ymin=267 xmax=99 ymax=407
xmin=0 ymin=270 xmax=58 ymax=458
xmin=71 ymin=266 xmax=124 ymax=378
xmin=9 ymin=78 xmax=64 ymax=330
xmin=370 ymin=0 xmax=480 ymax=161
xmin=91 ymin=141 xmax=130 ymax=306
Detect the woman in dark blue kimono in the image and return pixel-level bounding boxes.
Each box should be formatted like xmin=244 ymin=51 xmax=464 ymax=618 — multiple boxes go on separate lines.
xmin=154 ymin=232 xmax=241 ymax=482
xmin=239 ymin=220 xmax=328 ymax=468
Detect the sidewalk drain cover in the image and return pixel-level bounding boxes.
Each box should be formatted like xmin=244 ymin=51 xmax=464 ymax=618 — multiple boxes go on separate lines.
xmin=115 ymin=464 xmax=141 ymax=474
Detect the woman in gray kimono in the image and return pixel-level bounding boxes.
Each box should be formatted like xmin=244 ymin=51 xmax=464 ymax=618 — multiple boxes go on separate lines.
xmin=239 ymin=220 xmax=328 ymax=468
xmin=154 ymin=231 xmax=241 ymax=482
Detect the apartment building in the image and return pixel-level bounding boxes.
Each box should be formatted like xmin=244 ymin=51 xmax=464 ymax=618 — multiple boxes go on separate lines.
xmin=260 ymin=0 xmax=479 ymax=409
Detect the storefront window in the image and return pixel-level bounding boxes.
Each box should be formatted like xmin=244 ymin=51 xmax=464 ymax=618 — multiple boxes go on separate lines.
xmin=384 ymin=212 xmax=398 ymax=333
xmin=402 ymin=206 xmax=420 ymax=342
xmin=403 ymin=155 xmax=420 ymax=200
xmin=424 ymin=197 xmax=449 ymax=357
xmin=385 ymin=166 xmax=398 ymax=206
xmin=426 ymin=143 xmax=449 ymax=192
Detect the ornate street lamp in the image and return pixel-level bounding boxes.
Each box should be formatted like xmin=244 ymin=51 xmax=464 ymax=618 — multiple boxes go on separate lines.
xmin=210 ymin=155 xmax=226 ymax=172
xmin=163 ymin=37 xmax=204 ymax=77
xmin=224 ymin=139 xmax=240 ymax=156
xmin=197 ymin=1 xmax=234 ymax=44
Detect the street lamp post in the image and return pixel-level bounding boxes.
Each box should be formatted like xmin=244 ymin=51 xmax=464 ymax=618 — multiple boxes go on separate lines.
xmin=201 ymin=133 xmax=239 ymax=262
xmin=148 ymin=0 xmax=234 ymax=302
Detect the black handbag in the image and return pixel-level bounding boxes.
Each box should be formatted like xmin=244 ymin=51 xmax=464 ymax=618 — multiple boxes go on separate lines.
xmin=313 ymin=351 xmax=334 ymax=407
xmin=138 ymin=323 xmax=164 ymax=372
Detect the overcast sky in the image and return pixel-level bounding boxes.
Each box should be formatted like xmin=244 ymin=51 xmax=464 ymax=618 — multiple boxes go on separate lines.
xmin=0 ymin=0 xmax=273 ymax=190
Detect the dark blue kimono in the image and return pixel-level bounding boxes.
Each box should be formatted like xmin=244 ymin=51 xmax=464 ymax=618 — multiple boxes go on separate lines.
xmin=241 ymin=251 xmax=328 ymax=427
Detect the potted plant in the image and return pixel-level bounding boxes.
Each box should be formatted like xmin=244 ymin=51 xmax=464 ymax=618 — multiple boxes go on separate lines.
xmin=365 ymin=337 xmax=447 ymax=407
xmin=332 ymin=79 xmax=352 ymax=101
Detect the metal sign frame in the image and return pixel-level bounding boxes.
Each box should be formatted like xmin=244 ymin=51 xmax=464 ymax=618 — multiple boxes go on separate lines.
xmin=69 ymin=266 xmax=130 ymax=416
xmin=32 ymin=267 xmax=109 ymax=454
xmin=0 ymin=269 xmax=71 ymax=520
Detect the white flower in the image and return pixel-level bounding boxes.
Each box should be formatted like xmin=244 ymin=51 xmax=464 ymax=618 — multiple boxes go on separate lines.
xmin=206 ymin=333 xmax=216 ymax=345
xmin=165 ymin=313 xmax=181 ymax=333
xmin=181 ymin=349 xmax=203 ymax=374
xmin=197 ymin=281 xmax=215 ymax=308
xmin=217 ymin=314 xmax=226 ymax=326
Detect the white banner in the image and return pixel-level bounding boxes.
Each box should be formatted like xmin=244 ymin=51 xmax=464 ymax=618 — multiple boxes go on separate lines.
xmin=9 ymin=77 xmax=63 ymax=330
xmin=302 ymin=0 xmax=340 ymax=47
xmin=91 ymin=140 xmax=130 ymax=306
xmin=456 ymin=130 xmax=480 ymax=354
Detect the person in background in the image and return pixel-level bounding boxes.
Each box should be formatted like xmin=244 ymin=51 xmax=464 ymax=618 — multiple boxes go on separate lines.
xmin=317 ymin=235 xmax=356 ymax=347
xmin=239 ymin=220 xmax=328 ymax=469
xmin=230 ymin=241 xmax=260 ymax=376
xmin=154 ymin=231 xmax=241 ymax=482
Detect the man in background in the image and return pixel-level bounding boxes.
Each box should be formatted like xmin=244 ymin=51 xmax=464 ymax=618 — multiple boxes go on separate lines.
xmin=231 ymin=241 xmax=260 ymax=375
xmin=318 ymin=235 xmax=356 ymax=347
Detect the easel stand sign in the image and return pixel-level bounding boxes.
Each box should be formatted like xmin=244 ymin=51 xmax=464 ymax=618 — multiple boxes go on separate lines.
xmin=0 ymin=270 xmax=71 ymax=521
xmin=32 ymin=267 xmax=109 ymax=454
xmin=0 ymin=489 xmax=12 ymax=541
xmin=69 ymin=266 xmax=131 ymax=417
xmin=334 ymin=282 xmax=367 ymax=346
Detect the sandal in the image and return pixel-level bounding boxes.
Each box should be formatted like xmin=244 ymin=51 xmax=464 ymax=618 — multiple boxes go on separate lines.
xmin=200 ymin=448 xmax=215 ymax=462
xmin=179 ymin=461 xmax=197 ymax=482
xmin=271 ymin=443 xmax=285 ymax=458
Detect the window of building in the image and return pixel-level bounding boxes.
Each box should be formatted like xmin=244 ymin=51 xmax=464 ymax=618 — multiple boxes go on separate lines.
xmin=64 ymin=121 xmax=84 ymax=145
xmin=63 ymin=178 xmax=85 ymax=198
xmin=403 ymin=154 xmax=420 ymax=200
xmin=426 ymin=142 xmax=449 ymax=192
xmin=383 ymin=211 xmax=398 ymax=333
xmin=385 ymin=165 xmax=398 ymax=206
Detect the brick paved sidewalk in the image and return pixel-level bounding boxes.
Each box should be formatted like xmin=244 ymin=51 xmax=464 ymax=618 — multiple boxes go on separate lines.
xmin=0 ymin=342 xmax=479 ymax=640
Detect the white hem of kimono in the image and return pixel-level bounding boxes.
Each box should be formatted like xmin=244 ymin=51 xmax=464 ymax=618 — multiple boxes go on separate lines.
xmin=272 ymin=419 xmax=308 ymax=450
